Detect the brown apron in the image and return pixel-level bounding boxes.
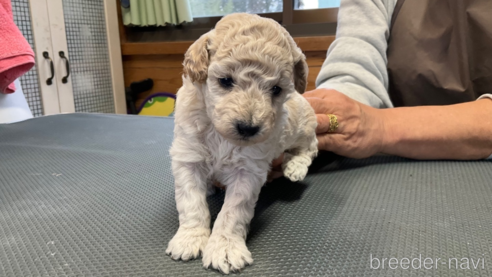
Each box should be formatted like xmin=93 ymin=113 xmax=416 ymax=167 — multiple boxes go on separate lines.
xmin=387 ymin=0 xmax=492 ymax=107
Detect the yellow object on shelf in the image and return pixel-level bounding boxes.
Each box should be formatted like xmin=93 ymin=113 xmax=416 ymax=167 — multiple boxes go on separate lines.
xmin=138 ymin=93 xmax=176 ymax=117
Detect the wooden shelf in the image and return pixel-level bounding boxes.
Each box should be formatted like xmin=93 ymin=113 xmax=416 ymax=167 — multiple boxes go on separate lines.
xmin=121 ymin=36 xmax=335 ymax=56
xmin=121 ymin=41 xmax=192 ymax=55
xmin=294 ymin=36 xmax=335 ymax=52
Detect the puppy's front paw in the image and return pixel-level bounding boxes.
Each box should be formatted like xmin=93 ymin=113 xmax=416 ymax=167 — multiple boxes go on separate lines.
xmin=166 ymin=227 xmax=210 ymax=261
xmin=202 ymin=233 xmax=253 ymax=274
xmin=283 ymin=159 xmax=308 ymax=182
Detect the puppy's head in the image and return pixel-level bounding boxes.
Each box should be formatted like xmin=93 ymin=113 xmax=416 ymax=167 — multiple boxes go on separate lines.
xmin=183 ymin=13 xmax=308 ymax=146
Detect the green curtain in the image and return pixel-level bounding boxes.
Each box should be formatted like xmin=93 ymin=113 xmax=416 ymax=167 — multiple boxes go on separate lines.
xmin=122 ymin=0 xmax=193 ymax=27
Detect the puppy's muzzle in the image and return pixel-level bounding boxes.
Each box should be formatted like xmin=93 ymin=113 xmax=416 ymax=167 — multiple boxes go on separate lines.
xmin=236 ymin=122 xmax=260 ymax=138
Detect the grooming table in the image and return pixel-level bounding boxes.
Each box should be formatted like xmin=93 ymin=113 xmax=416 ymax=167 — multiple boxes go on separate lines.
xmin=0 ymin=114 xmax=491 ymax=276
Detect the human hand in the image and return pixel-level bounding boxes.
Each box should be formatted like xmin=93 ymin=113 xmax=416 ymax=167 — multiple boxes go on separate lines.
xmin=267 ymin=154 xmax=284 ymax=182
xmin=303 ymin=89 xmax=386 ymax=159
xmin=267 ymin=89 xmax=385 ymax=180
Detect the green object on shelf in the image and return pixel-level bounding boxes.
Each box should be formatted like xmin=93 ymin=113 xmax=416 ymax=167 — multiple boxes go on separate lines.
xmin=122 ymin=0 xmax=193 ymax=27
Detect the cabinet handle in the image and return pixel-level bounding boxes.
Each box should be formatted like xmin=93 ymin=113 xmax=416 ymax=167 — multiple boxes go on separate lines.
xmin=42 ymin=51 xmax=54 ymax=86
xmin=59 ymin=51 xmax=70 ymax=84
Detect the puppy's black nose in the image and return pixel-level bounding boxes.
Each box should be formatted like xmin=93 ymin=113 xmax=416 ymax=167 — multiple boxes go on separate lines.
xmin=236 ymin=122 xmax=260 ymax=137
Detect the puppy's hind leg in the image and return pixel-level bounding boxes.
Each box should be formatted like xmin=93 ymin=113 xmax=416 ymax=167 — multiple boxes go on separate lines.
xmin=166 ymin=160 xmax=211 ymax=261
xmin=282 ymin=135 xmax=318 ymax=182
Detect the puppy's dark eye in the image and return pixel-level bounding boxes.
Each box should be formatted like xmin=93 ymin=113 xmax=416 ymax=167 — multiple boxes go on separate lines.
xmin=219 ymin=78 xmax=234 ymax=88
xmin=271 ymin=86 xmax=282 ymax=96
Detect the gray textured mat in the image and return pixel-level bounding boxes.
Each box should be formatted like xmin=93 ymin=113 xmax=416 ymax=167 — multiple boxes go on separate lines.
xmin=0 ymin=113 xmax=491 ymax=277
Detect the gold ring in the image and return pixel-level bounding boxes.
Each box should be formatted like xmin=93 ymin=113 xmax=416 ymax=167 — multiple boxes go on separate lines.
xmin=327 ymin=114 xmax=339 ymax=133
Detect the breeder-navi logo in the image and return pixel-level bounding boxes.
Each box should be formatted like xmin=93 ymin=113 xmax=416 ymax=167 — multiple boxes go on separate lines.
xmin=370 ymin=254 xmax=486 ymax=270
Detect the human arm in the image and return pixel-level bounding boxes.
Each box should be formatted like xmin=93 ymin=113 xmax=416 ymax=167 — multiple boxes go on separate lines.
xmin=308 ymin=89 xmax=492 ymax=160
xmin=316 ymin=0 xmax=397 ymax=108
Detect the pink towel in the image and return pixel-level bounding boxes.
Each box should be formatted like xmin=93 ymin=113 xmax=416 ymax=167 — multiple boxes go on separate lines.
xmin=0 ymin=0 xmax=35 ymax=94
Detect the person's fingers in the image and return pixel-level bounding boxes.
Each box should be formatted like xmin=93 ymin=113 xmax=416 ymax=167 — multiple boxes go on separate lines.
xmin=317 ymin=135 xmax=330 ymax=151
xmin=303 ymin=88 xmax=337 ymax=99
xmin=303 ymin=90 xmax=322 ymax=98
xmin=271 ymin=154 xmax=284 ymax=168
xmin=213 ymin=180 xmax=226 ymax=190
xmin=267 ymin=170 xmax=284 ymax=183
xmin=316 ymin=133 xmax=338 ymax=152
xmin=305 ymin=97 xmax=329 ymax=114
xmin=316 ymin=114 xmax=335 ymax=134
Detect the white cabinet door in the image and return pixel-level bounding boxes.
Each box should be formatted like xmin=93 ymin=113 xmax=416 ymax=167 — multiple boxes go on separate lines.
xmin=46 ymin=0 xmax=75 ymax=114
xmin=29 ymin=0 xmax=62 ymax=115
xmin=28 ymin=0 xmax=125 ymax=115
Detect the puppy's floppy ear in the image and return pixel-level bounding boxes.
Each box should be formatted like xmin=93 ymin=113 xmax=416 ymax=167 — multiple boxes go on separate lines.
xmin=283 ymin=32 xmax=309 ymax=93
xmin=293 ymin=54 xmax=309 ymax=94
xmin=183 ymin=32 xmax=211 ymax=83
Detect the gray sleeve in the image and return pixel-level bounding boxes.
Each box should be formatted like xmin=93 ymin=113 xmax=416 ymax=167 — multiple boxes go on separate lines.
xmin=316 ymin=0 xmax=398 ymax=108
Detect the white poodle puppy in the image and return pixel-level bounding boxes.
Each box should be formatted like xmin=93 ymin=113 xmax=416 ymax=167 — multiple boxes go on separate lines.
xmin=166 ymin=13 xmax=318 ymax=274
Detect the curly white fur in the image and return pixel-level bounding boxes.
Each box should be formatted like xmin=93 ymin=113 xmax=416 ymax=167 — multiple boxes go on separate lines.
xmin=166 ymin=13 xmax=318 ymax=274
